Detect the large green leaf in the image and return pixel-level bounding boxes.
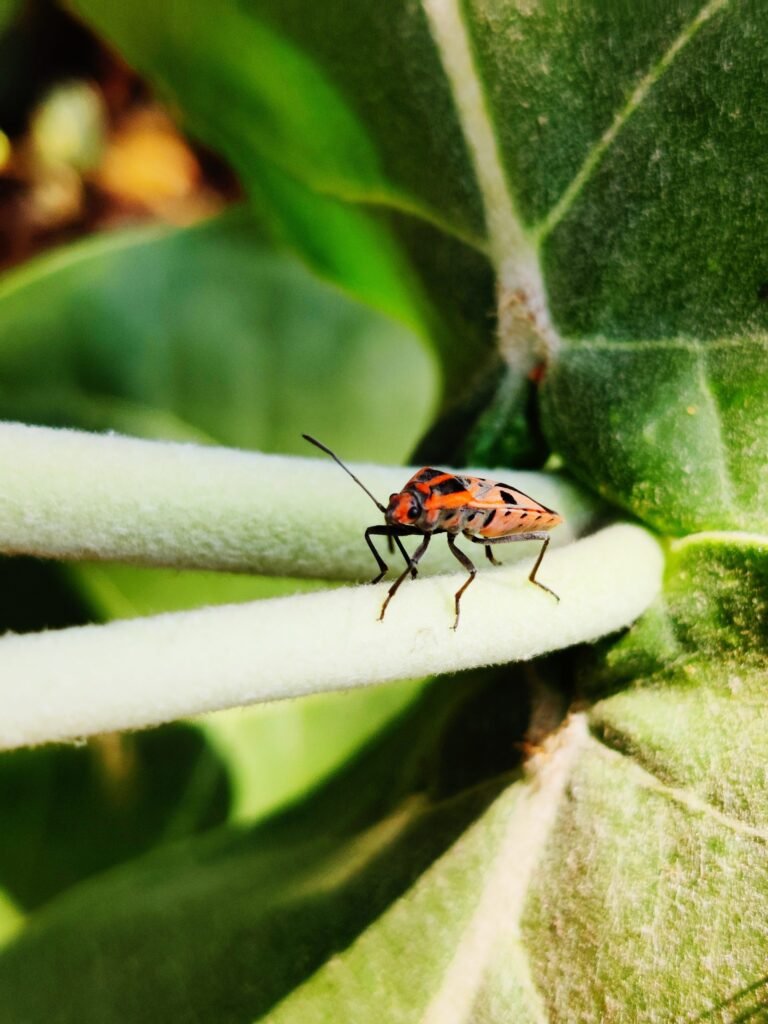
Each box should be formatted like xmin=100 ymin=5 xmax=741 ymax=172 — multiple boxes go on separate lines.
xmin=0 ymin=724 xmax=230 ymax=912
xmin=0 ymin=669 xmax=532 ymax=1021
xmin=464 ymin=0 xmax=768 ymax=530
xmin=0 ymin=208 xmax=435 ymax=459
xmin=68 ymin=0 xmax=768 ymax=519
xmin=63 ymin=0 xmax=513 ymax=461
xmin=70 ymin=0 xmax=484 ymax=234
xmin=68 ymin=0 xmax=497 ymax=402
xmin=0 ymin=208 xmax=437 ymax=901
xmin=4 ymin=528 xmax=765 ymax=1019
xmin=258 ymin=535 xmax=768 ymax=1021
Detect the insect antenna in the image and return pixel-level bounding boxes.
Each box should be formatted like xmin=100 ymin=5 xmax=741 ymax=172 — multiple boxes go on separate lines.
xmin=302 ymin=434 xmax=387 ymax=514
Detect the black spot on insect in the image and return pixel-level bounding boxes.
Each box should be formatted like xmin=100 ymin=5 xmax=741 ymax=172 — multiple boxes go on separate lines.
xmin=758 ymin=282 xmax=768 ymax=302
xmin=520 ymin=512 xmax=528 ymax=519
xmin=432 ymin=476 xmax=468 ymax=496
xmin=483 ymin=509 xmax=497 ymax=527
xmin=499 ymin=489 xmax=518 ymax=505
xmin=416 ymin=467 xmax=444 ymax=482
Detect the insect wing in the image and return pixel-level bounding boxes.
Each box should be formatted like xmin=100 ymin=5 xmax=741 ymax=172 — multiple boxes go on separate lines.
xmin=461 ymin=477 xmax=560 ymax=537
xmin=406 ymin=468 xmax=475 ymax=510
xmin=463 ymin=477 xmax=554 ymax=512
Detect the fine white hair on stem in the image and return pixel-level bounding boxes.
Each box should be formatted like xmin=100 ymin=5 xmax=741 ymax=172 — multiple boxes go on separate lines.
xmin=0 ymin=524 xmax=663 ymax=749
xmin=0 ymin=421 xmax=597 ymax=579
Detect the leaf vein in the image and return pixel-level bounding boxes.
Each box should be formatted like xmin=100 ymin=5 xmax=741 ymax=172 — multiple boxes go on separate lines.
xmin=589 ymin=729 xmax=768 ymax=842
xmin=421 ymin=0 xmax=532 ymax=271
xmin=538 ymin=0 xmax=730 ymax=240
xmin=420 ymin=715 xmax=589 ymax=1024
xmin=693 ymin=340 xmax=737 ymax=506
xmin=558 ymin=336 xmax=765 ymax=353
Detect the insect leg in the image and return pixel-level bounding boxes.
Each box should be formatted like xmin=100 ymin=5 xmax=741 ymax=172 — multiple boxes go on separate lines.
xmin=379 ymin=534 xmax=431 ymax=621
xmin=365 ymin=526 xmax=418 ymax=582
xmin=485 ymin=545 xmax=501 ymax=566
xmin=447 ymin=534 xmax=477 ymax=630
xmin=527 ymin=535 xmax=558 ymax=600
xmin=393 ymin=534 xmax=418 ymax=579
xmin=364 ymin=526 xmax=391 ymax=584
xmin=468 ymin=531 xmax=559 ymax=601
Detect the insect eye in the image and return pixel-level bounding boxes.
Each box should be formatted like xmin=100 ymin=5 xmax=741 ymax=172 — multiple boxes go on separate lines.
xmin=408 ymin=502 xmax=420 ymax=520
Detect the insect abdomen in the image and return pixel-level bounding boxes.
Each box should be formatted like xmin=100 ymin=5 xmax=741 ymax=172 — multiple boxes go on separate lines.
xmin=465 ymin=506 xmax=562 ymax=537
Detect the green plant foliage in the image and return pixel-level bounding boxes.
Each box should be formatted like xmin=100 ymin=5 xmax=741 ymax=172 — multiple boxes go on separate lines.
xmin=0 ymin=0 xmax=19 ymax=33
xmin=530 ymin=533 xmax=768 ymax=1020
xmin=67 ymin=0 xmax=502 ymax=440
xmin=1 ymin=0 xmax=767 ymax=1018
xmin=479 ymin=0 xmax=768 ymax=531
xmin=0 ymin=725 xmax=230 ymax=911
xmin=0 ymin=208 xmax=436 ymax=459
xmin=541 ymin=338 xmax=768 ymax=533
xmin=0 ymin=207 xmax=438 ymax=921
xmin=0 ymin=670 xmax=532 ymax=1022
xmin=5 ymin=530 xmax=764 ymax=1021
xmin=69 ymin=0 xmax=768 ymax=523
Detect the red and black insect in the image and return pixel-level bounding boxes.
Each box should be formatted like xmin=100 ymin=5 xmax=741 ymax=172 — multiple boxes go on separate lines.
xmin=303 ymin=434 xmax=563 ymax=629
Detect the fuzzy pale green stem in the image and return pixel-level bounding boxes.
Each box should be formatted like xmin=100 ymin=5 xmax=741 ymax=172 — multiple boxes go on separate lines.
xmin=0 ymin=421 xmax=596 ymax=579
xmin=0 ymin=524 xmax=663 ymax=749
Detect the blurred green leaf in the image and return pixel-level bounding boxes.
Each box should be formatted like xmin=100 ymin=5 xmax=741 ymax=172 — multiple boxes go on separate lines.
xmin=0 ymin=891 xmax=23 ymax=949
xmin=68 ymin=0 xmax=485 ymax=242
xmin=0 ymin=669 xmax=531 ymax=1021
xmin=0 ymin=724 xmax=230 ymax=912
xmin=3 ymin=538 xmax=761 ymax=1020
xmin=68 ymin=0 xmax=500 ymax=432
xmin=199 ymin=679 xmax=427 ymax=825
xmin=66 ymin=563 xmax=327 ymax=620
xmin=0 ymin=207 xmax=436 ymax=459
xmin=0 ymin=207 xmax=437 ymax=865
xmin=0 ymin=0 xmax=20 ymax=34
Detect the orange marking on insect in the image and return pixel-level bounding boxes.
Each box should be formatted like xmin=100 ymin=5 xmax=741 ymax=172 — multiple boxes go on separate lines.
xmin=302 ymin=435 xmax=563 ymax=629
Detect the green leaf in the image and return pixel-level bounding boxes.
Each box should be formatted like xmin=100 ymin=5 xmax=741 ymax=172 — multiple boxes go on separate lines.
xmin=60 ymin=0 xmax=520 ymax=465
xmin=259 ymin=535 xmax=768 ymax=1021
xmin=0 ymin=210 xmax=438 ymax=856
xmin=68 ymin=0 xmax=498 ymax=406
xmin=0 ymin=725 xmax=230 ymax=912
xmin=2 ymin=532 xmax=763 ymax=1018
xmin=198 ymin=679 xmax=426 ymax=825
xmin=69 ymin=0 xmax=768 ymax=520
xmin=0 ymin=670 xmax=531 ymax=1020
xmin=0 ymin=208 xmax=436 ymax=461
xmin=540 ymin=337 xmax=768 ymax=534
xmin=0 ymin=0 xmax=20 ymax=34
xmin=0 ymin=891 xmax=23 ymax=949
xmin=463 ymin=0 xmax=768 ymax=530
xmin=68 ymin=0 xmax=485 ymax=243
